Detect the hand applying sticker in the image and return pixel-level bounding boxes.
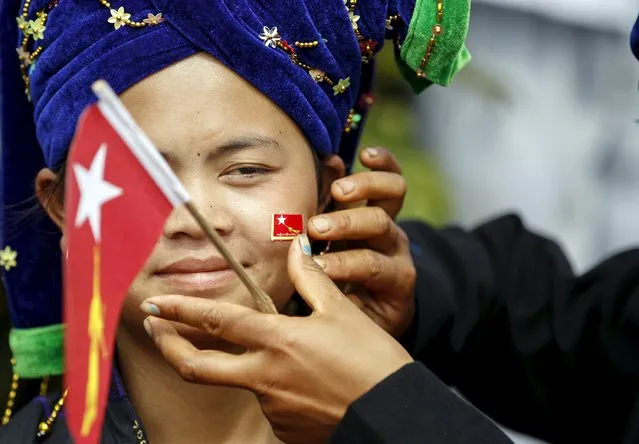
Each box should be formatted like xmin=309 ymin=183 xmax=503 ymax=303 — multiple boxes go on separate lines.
xmin=308 ymin=147 xmax=416 ymax=338
xmin=141 ymin=234 xmax=415 ymax=444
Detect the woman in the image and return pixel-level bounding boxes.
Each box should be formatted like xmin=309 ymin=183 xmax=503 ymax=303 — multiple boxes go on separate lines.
xmin=0 ymin=0 xmax=511 ymax=443
xmin=35 ymin=53 xmax=411 ymax=444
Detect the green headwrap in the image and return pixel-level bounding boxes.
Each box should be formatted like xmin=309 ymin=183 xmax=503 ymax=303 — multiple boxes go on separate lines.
xmin=397 ymin=0 xmax=471 ymax=92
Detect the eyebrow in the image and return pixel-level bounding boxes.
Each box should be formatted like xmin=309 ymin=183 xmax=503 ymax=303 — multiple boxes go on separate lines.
xmin=160 ymin=134 xmax=282 ymax=164
xmin=213 ymin=134 xmax=282 ymax=158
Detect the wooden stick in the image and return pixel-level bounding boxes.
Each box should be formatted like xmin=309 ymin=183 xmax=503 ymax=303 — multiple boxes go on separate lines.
xmin=184 ymin=202 xmax=278 ymax=314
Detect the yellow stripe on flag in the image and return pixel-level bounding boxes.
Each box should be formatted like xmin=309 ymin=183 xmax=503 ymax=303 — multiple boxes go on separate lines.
xmin=81 ymin=246 xmax=107 ymax=436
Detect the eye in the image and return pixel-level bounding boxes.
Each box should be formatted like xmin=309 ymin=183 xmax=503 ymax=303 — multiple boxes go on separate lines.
xmin=222 ymin=165 xmax=271 ymax=178
xmin=226 ymin=166 xmax=269 ymax=176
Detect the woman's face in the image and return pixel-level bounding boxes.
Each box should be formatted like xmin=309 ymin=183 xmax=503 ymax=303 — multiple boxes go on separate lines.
xmin=40 ymin=53 xmax=343 ymax=344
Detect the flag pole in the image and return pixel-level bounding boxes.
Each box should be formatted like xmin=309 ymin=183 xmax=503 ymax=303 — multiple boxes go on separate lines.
xmin=91 ymin=80 xmax=278 ymax=315
xmin=184 ymin=202 xmax=278 ymax=314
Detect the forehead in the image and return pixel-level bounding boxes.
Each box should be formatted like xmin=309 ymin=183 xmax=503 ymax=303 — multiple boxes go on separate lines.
xmin=121 ymin=54 xmax=279 ymax=122
xmin=119 ymin=53 xmax=311 ymax=156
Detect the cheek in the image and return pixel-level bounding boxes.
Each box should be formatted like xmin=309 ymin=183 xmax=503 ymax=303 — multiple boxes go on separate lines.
xmin=229 ymin=169 xmax=319 ymax=243
xmin=118 ymin=241 xmax=162 ymax=332
xmin=119 ymin=166 xmax=320 ymax=319
xmin=228 ymin=174 xmax=318 ymax=305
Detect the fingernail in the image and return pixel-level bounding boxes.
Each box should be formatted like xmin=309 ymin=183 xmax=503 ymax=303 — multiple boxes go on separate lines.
xmin=143 ymin=317 xmax=153 ymax=338
xmin=366 ymin=147 xmax=379 ymax=157
xmin=336 ymin=179 xmax=355 ymax=195
xmin=299 ymin=234 xmax=312 ymax=256
xmin=140 ymin=302 xmax=161 ymax=316
xmin=313 ymin=257 xmax=327 ymax=269
xmin=312 ymin=216 xmax=332 ymax=234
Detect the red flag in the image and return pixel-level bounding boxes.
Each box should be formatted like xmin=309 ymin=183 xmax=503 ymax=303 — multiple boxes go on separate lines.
xmin=64 ymin=82 xmax=189 ymax=443
xmin=271 ymin=213 xmax=304 ymax=240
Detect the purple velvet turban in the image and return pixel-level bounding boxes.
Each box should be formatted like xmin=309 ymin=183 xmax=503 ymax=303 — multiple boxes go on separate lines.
xmin=27 ymin=0 xmax=419 ymax=170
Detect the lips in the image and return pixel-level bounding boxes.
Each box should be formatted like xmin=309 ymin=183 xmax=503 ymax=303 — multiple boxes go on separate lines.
xmin=155 ymin=257 xmax=238 ymax=292
xmin=158 ymin=257 xmax=231 ymax=274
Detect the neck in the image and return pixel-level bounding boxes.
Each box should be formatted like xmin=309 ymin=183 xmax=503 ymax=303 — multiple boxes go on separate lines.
xmin=116 ymin=327 xmax=279 ymax=444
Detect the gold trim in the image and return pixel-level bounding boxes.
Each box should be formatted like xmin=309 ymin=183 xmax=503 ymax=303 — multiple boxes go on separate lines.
xmin=2 ymin=359 xmax=19 ymax=426
xmin=416 ymin=0 xmax=444 ymax=78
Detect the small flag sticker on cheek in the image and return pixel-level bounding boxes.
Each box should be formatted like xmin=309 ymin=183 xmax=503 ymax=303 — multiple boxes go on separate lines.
xmin=272 ymin=213 xmax=304 ymax=241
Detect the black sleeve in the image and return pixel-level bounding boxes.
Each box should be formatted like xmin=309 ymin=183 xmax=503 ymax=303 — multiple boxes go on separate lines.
xmin=330 ymin=362 xmax=513 ymax=444
xmin=399 ymin=214 xmax=639 ymax=444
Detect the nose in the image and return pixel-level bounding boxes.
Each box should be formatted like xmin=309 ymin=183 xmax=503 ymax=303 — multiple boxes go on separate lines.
xmin=162 ymin=185 xmax=234 ymax=241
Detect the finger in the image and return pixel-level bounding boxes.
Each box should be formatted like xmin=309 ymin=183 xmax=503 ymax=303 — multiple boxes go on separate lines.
xmin=146 ymin=316 xmax=256 ymax=388
xmin=288 ymin=234 xmax=344 ymax=313
xmin=312 ymin=249 xmax=400 ymax=292
xmin=141 ymin=295 xmax=275 ymax=348
xmin=331 ymin=172 xmax=406 ymax=218
xmin=308 ymin=207 xmax=398 ymax=252
xmin=331 ymin=171 xmax=406 ymax=204
xmin=359 ymin=147 xmax=402 ymax=174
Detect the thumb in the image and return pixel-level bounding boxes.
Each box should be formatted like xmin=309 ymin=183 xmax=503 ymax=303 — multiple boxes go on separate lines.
xmin=287 ymin=233 xmax=343 ymax=313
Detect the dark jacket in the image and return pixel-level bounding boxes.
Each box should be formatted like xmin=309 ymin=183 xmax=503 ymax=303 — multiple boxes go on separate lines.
xmin=0 ymin=362 xmax=513 ymax=444
xmin=394 ymin=215 xmax=639 ymax=443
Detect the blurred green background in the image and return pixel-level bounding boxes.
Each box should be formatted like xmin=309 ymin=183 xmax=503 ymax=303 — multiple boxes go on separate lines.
xmin=355 ymin=46 xmax=451 ymax=225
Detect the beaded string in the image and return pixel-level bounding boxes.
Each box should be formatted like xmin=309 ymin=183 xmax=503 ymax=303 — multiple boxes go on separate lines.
xmin=2 ymin=358 xmax=54 ymax=429
xmin=342 ymin=93 xmax=376 ymax=133
xmin=36 ymin=389 xmax=67 ymax=439
xmin=276 ymin=40 xmax=335 ymax=86
xmin=258 ymin=5 xmax=403 ymax=133
xmin=16 ymin=1 xmax=165 ymax=99
xmin=2 ymin=359 xmax=19 ymax=426
xmin=295 ymin=40 xmax=319 ymax=49
xmin=34 ymin=388 xmax=148 ymax=443
xmin=343 ymin=109 xmax=362 ymax=134
xmin=345 ymin=0 xmax=380 ymax=64
xmin=416 ymin=0 xmax=443 ymax=78
xmin=33 ymin=364 xmax=151 ymax=442
xmin=277 ymin=40 xmax=335 ymax=88
xmin=259 ymin=26 xmax=352 ymax=96
xmin=15 ymin=0 xmax=60 ymax=100
xmin=340 ymin=0 xmax=379 ymax=132
xmin=16 ymin=0 xmax=386 ymax=137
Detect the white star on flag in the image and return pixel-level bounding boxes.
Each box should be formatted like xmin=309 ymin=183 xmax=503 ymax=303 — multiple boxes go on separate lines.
xmin=73 ymin=143 xmax=123 ymax=242
xmin=277 ymin=215 xmax=287 ymax=225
